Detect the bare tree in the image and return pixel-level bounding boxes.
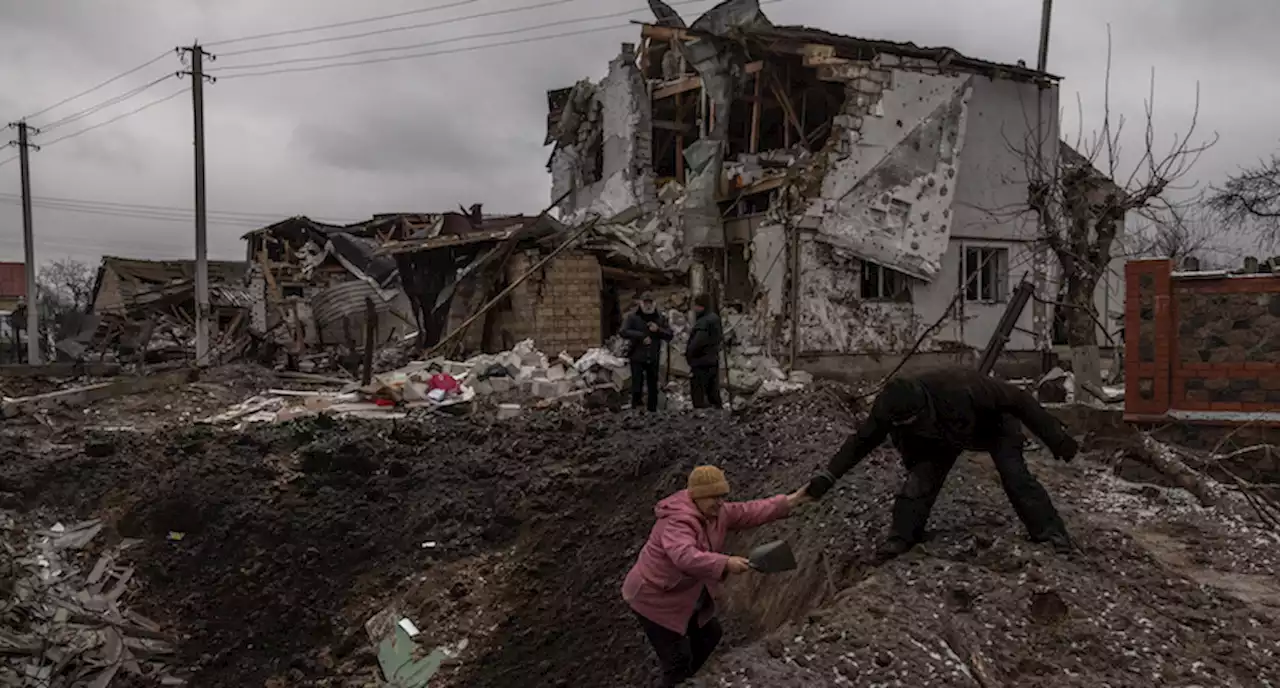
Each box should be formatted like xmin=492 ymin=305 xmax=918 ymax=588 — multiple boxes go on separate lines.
xmin=1209 ymin=154 xmax=1280 ymax=237
xmin=37 ymin=258 xmax=96 ymax=322
xmin=1126 ymin=203 xmax=1216 ymax=267
xmin=1023 ymin=29 xmax=1216 ymax=350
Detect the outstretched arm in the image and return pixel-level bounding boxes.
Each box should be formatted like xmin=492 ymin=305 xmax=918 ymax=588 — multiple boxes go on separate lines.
xmin=721 ymin=494 xmax=791 ymax=531
xmin=806 ymin=412 xmax=890 ymax=497
xmin=978 ymin=376 xmax=1078 ymax=461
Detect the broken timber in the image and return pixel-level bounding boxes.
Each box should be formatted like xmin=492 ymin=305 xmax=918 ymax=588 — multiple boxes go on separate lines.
xmin=1 ymin=368 xmax=198 ymax=419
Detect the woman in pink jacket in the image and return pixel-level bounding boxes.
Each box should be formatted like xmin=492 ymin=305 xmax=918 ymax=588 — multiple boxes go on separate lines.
xmin=622 ymin=465 xmax=810 ymax=686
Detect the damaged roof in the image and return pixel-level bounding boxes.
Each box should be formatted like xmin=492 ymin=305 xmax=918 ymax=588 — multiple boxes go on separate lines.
xmin=101 ymin=256 xmax=247 ymax=287
xmin=746 ymin=24 xmax=1060 ymax=82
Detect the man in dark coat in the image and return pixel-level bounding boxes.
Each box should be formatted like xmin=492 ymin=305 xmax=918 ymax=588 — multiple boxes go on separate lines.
xmin=804 ymin=367 xmax=1080 ymax=558
xmin=685 ymin=294 xmax=723 ymax=409
xmin=621 ymin=293 xmax=673 ymax=412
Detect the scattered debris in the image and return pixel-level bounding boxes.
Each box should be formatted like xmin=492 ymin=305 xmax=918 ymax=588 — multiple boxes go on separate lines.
xmin=0 ymin=515 xmax=181 ymax=686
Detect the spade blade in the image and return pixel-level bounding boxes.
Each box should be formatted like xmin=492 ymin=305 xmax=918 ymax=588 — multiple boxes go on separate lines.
xmin=748 ymin=540 xmax=796 ymax=574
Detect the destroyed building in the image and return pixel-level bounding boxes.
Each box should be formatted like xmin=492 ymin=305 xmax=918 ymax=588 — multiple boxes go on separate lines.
xmin=244 ymin=215 xmax=420 ymax=362
xmin=383 ymin=206 xmax=683 ymax=360
xmin=546 ymin=0 xmax=1125 ymax=375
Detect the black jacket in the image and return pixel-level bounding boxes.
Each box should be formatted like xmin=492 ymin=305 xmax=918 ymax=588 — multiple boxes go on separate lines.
xmin=621 ymin=309 xmax=673 ymax=364
xmin=685 ymin=309 xmax=723 ymax=369
xmin=825 ymin=368 xmax=1077 ymax=480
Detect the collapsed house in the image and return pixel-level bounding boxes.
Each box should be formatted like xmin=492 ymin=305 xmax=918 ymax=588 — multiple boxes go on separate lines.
xmin=243 ymin=215 xmax=425 ymax=366
xmin=383 ymin=205 xmax=683 ymax=360
xmin=75 ymin=257 xmax=251 ymax=361
xmin=546 ymin=0 xmax=1123 ymax=377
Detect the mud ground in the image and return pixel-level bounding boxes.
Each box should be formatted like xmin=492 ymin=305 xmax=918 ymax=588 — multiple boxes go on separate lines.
xmin=2 ymin=382 xmax=1279 ymax=687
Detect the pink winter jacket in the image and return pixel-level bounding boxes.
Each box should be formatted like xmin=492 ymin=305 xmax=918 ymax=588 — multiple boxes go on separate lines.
xmin=621 ymin=489 xmax=791 ymax=634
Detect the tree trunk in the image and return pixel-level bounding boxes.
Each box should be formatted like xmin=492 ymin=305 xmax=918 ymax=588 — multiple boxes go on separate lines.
xmin=1063 ymin=270 xmax=1104 ymax=399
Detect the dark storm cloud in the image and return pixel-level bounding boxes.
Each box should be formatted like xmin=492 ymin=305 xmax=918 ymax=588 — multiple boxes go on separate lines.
xmin=0 ymin=0 xmax=1273 ymax=266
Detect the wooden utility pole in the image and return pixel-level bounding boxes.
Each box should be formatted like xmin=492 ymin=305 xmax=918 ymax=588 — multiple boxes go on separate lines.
xmin=8 ymin=121 xmax=41 ymax=364
xmin=1032 ymin=0 xmax=1054 ymax=368
xmin=180 ymin=44 xmax=214 ymax=364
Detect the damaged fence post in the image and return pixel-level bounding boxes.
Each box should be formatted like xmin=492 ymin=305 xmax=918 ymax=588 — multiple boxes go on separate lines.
xmin=363 ymin=296 xmax=377 ymax=386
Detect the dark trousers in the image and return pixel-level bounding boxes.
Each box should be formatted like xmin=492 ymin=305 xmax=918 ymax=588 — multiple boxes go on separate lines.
xmin=890 ymin=422 xmax=1068 ymax=544
xmin=636 ymin=612 xmax=723 ymax=687
xmin=690 ymin=365 xmax=722 ymax=409
xmin=631 ymin=359 xmax=661 ymax=412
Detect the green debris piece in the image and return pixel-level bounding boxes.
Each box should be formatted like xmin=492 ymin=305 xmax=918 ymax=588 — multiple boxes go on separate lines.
xmin=376 ymin=624 xmax=447 ymax=688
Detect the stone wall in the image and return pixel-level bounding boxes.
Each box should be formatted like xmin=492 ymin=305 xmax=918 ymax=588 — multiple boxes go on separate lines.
xmin=1125 ymin=258 xmax=1280 ymax=420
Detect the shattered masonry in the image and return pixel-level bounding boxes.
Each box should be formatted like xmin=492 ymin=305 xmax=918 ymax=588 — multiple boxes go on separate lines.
xmin=547 ymin=0 xmax=1076 ymax=360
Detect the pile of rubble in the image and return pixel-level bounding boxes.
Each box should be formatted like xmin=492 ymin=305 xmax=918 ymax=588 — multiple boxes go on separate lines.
xmin=199 ymin=335 xmax=811 ymax=427
xmin=0 ymin=515 xmax=180 ymax=686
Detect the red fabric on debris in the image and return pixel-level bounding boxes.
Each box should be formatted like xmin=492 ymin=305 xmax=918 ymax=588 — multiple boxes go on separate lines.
xmin=428 ymin=373 xmax=460 ymax=394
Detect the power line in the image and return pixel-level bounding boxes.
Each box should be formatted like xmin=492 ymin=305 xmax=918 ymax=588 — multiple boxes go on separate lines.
xmin=206 ymin=0 xmax=482 ymax=48
xmin=214 ymin=0 xmax=698 ymax=73
xmin=22 ymin=50 xmax=171 ymax=121
xmin=39 ymin=74 xmax=178 ymax=133
xmin=213 ymin=0 xmax=774 ymax=79
xmin=39 ymin=87 xmax=189 ymax=148
xmin=0 ymin=196 xmax=265 ymax=227
xmin=215 ymin=0 xmax=580 ymax=58
xmin=0 ymin=192 xmax=361 ymax=224
xmin=0 ymin=155 xmax=16 ymax=169
xmin=217 ymin=23 xmax=628 ymax=79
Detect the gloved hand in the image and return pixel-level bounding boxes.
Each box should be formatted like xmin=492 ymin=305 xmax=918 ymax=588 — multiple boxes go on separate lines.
xmin=1055 ymin=435 xmax=1079 ymax=463
xmin=806 ymin=471 xmax=836 ymax=499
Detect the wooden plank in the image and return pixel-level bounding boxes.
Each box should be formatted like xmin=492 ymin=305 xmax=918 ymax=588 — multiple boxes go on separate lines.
xmin=652 ymin=62 xmax=764 ymax=100
xmin=749 ymin=72 xmax=762 ymax=153
xmin=653 ymin=119 xmax=693 ymax=133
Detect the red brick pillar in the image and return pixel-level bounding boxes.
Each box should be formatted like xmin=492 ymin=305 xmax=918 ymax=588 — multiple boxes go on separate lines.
xmin=1125 ymin=259 xmax=1174 ymax=418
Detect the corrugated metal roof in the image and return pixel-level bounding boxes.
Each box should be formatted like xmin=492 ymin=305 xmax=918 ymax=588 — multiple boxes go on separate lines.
xmin=0 ymin=262 xmax=25 ymax=298
xmin=310 ymin=280 xmax=390 ymax=330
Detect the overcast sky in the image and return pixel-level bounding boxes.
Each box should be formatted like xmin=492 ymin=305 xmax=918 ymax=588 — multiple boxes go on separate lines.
xmin=0 ymin=0 xmax=1269 ymax=267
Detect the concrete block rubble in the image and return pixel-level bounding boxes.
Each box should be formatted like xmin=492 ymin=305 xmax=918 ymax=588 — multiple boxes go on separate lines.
xmin=198 ymin=331 xmax=811 ymax=427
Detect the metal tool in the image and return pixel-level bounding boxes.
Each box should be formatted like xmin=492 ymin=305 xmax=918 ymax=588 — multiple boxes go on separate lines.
xmin=747 ymin=540 xmax=797 ymax=574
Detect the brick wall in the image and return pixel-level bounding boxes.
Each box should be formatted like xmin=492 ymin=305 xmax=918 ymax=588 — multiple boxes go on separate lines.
xmin=1125 ymin=258 xmax=1280 ymax=421
xmin=506 ymin=250 xmax=603 ymax=358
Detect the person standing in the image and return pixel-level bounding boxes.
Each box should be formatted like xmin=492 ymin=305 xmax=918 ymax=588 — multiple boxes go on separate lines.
xmin=685 ymin=293 xmax=723 ymax=409
xmin=621 ymin=293 xmax=673 ymax=412
xmin=623 ymin=465 xmax=811 ymax=686
xmin=802 ymin=367 xmax=1080 ymax=559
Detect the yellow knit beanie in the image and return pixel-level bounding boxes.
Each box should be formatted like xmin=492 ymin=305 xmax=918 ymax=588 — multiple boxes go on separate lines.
xmin=687 ymin=466 xmax=730 ymax=499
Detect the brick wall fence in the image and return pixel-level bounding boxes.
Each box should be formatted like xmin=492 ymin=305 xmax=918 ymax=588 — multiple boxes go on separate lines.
xmin=1125 ymin=258 xmax=1280 ymax=423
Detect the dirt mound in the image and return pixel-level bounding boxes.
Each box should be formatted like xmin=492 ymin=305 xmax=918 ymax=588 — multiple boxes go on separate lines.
xmin=0 ymin=385 xmax=860 ymax=687
xmin=4 ymin=382 xmax=1280 ymax=687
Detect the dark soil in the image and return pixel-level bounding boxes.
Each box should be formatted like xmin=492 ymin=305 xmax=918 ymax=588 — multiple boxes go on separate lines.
xmin=4 ymin=382 xmax=1279 ymax=687
xmin=0 ymin=384 xmax=864 ymax=687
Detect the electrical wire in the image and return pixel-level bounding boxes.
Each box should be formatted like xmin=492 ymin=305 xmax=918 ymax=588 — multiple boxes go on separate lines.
xmin=39 ymin=87 xmax=190 ymax=148
xmin=205 ymin=0 xmax=482 ymax=48
xmin=38 ymin=75 xmax=178 ymax=133
xmin=218 ymin=23 xmax=626 ymax=79
xmin=214 ymin=0 xmax=699 ymax=73
xmin=214 ymin=0 xmax=580 ymax=57
xmin=0 ymin=192 xmax=361 ymax=225
xmin=21 ymin=50 xmax=171 ymax=122
xmin=213 ymin=0 xmax=776 ymax=79
xmin=0 ymin=196 xmax=264 ymax=227
xmin=0 ymin=155 xmax=17 ymax=169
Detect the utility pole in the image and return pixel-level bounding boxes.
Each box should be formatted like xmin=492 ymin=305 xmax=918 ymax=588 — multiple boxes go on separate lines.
xmin=180 ymin=44 xmax=214 ymax=364
xmin=1032 ymin=0 xmax=1054 ymax=370
xmin=8 ymin=121 xmax=41 ymax=365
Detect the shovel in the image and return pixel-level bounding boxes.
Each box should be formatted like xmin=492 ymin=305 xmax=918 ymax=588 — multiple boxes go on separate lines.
xmin=747 ymin=540 xmax=796 ymax=574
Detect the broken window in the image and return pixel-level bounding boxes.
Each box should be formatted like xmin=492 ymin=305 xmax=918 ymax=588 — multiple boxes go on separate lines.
xmin=860 ymin=262 xmax=912 ymax=303
xmin=732 ymin=57 xmax=846 ymax=156
xmin=963 ymin=247 xmax=1009 ymax=303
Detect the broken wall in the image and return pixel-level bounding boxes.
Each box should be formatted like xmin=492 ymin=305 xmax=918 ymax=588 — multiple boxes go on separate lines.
xmin=551 ymin=45 xmax=657 ymax=221
xmin=505 ymin=250 xmax=603 ymax=358
xmin=795 ymin=237 xmax=923 ymax=354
